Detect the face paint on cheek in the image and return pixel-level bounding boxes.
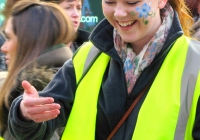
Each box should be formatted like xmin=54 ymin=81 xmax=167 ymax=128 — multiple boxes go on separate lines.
xmin=130 ymin=0 xmax=156 ymax=25
xmin=130 ymin=11 xmax=136 ymax=16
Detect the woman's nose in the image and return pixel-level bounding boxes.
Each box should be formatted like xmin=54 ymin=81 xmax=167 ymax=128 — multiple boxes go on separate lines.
xmin=114 ymin=4 xmax=128 ymax=18
xmin=1 ymin=42 xmax=7 ymax=54
xmin=72 ymin=8 xmax=80 ymax=18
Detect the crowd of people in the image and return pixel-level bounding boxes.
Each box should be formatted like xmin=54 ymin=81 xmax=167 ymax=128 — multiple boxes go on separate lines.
xmin=0 ymin=0 xmax=75 ymax=139
xmin=0 ymin=0 xmax=200 ymax=140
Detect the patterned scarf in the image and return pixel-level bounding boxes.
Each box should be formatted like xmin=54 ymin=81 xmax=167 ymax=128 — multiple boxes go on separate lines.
xmin=114 ymin=4 xmax=174 ymax=94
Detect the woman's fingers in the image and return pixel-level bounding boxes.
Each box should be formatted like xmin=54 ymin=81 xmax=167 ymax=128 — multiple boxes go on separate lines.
xmin=30 ymin=109 xmax=61 ymax=123
xmin=22 ymin=80 xmax=39 ymax=98
xmin=20 ymin=80 xmax=61 ymax=122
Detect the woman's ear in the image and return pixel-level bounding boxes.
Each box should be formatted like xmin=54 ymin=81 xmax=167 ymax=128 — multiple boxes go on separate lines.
xmin=158 ymin=0 xmax=168 ymax=9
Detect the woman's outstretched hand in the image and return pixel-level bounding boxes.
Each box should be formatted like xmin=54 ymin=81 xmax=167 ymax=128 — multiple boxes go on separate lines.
xmin=19 ymin=80 xmax=61 ymax=123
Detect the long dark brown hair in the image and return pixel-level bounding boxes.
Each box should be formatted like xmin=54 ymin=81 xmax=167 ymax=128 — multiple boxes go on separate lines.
xmin=0 ymin=0 xmax=75 ymax=132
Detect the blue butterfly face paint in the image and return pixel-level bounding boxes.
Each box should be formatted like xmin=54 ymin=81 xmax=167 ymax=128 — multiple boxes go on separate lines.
xmin=131 ymin=1 xmax=156 ymax=25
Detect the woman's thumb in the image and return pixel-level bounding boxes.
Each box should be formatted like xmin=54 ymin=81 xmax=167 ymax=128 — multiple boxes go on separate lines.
xmin=22 ymin=80 xmax=38 ymax=97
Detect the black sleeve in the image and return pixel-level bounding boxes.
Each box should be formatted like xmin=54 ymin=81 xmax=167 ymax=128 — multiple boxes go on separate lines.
xmin=8 ymin=60 xmax=77 ymax=140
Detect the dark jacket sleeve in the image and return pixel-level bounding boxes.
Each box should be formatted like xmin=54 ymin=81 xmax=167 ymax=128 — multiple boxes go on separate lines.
xmin=8 ymin=60 xmax=77 ymax=140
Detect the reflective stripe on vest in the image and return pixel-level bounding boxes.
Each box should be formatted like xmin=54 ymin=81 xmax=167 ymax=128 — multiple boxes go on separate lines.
xmin=61 ymin=36 xmax=200 ymax=140
xmin=61 ymin=42 xmax=110 ymax=139
xmin=132 ymin=36 xmax=200 ymax=140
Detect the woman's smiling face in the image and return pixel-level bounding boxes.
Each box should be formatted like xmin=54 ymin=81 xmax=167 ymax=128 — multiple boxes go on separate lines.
xmin=102 ymin=0 xmax=167 ymax=49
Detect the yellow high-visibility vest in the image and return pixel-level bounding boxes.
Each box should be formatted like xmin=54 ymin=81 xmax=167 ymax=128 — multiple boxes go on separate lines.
xmin=62 ymin=36 xmax=200 ymax=140
xmin=61 ymin=42 xmax=110 ymax=140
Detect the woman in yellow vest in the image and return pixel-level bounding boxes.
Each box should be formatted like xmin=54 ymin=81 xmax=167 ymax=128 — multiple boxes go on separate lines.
xmin=8 ymin=0 xmax=200 ymax=139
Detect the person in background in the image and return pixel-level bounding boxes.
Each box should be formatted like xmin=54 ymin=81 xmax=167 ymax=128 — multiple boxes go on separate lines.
xmin=185 ymin=0 xmax=200 ymax=40
xmin=0 ymin=0 xmax=74 ymax=139
xmin=2 ymin=0 xmax=90 ymax=53
xmin=8 ymin=0 xmax=200 ymax=140
xmin=42 ymin=0 xmax=90 ymax=52
xmin=0 ymin=0 xmax=24 ymax=72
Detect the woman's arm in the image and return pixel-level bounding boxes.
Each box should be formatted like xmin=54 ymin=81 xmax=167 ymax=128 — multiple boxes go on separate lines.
xmin=8 ymin=60 xmax=77 ymax=140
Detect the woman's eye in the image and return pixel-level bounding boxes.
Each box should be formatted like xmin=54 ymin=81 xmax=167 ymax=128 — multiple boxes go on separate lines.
xmin=65 ymin=6 xmax=71 ymax=10
xmin=77 ymin=6 xmax=82 ymax=10
xmin=105 ymin=0 xmax=115 ymax=4
xmin=128 ymin=1 xmax=139 ymax=5
xmin=3 ymin=31 xmax=9 ymax=40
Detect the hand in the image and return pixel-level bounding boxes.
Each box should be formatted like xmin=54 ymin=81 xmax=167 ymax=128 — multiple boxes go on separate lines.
xmin=20 ymin=80 xmax=61 ymax=123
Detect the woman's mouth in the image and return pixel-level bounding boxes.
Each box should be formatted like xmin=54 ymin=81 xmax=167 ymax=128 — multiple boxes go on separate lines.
xmin=118 ymin=20 xmax=136 ymax=27
xmin=73 ymin=21 xmax=79 ymax=27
